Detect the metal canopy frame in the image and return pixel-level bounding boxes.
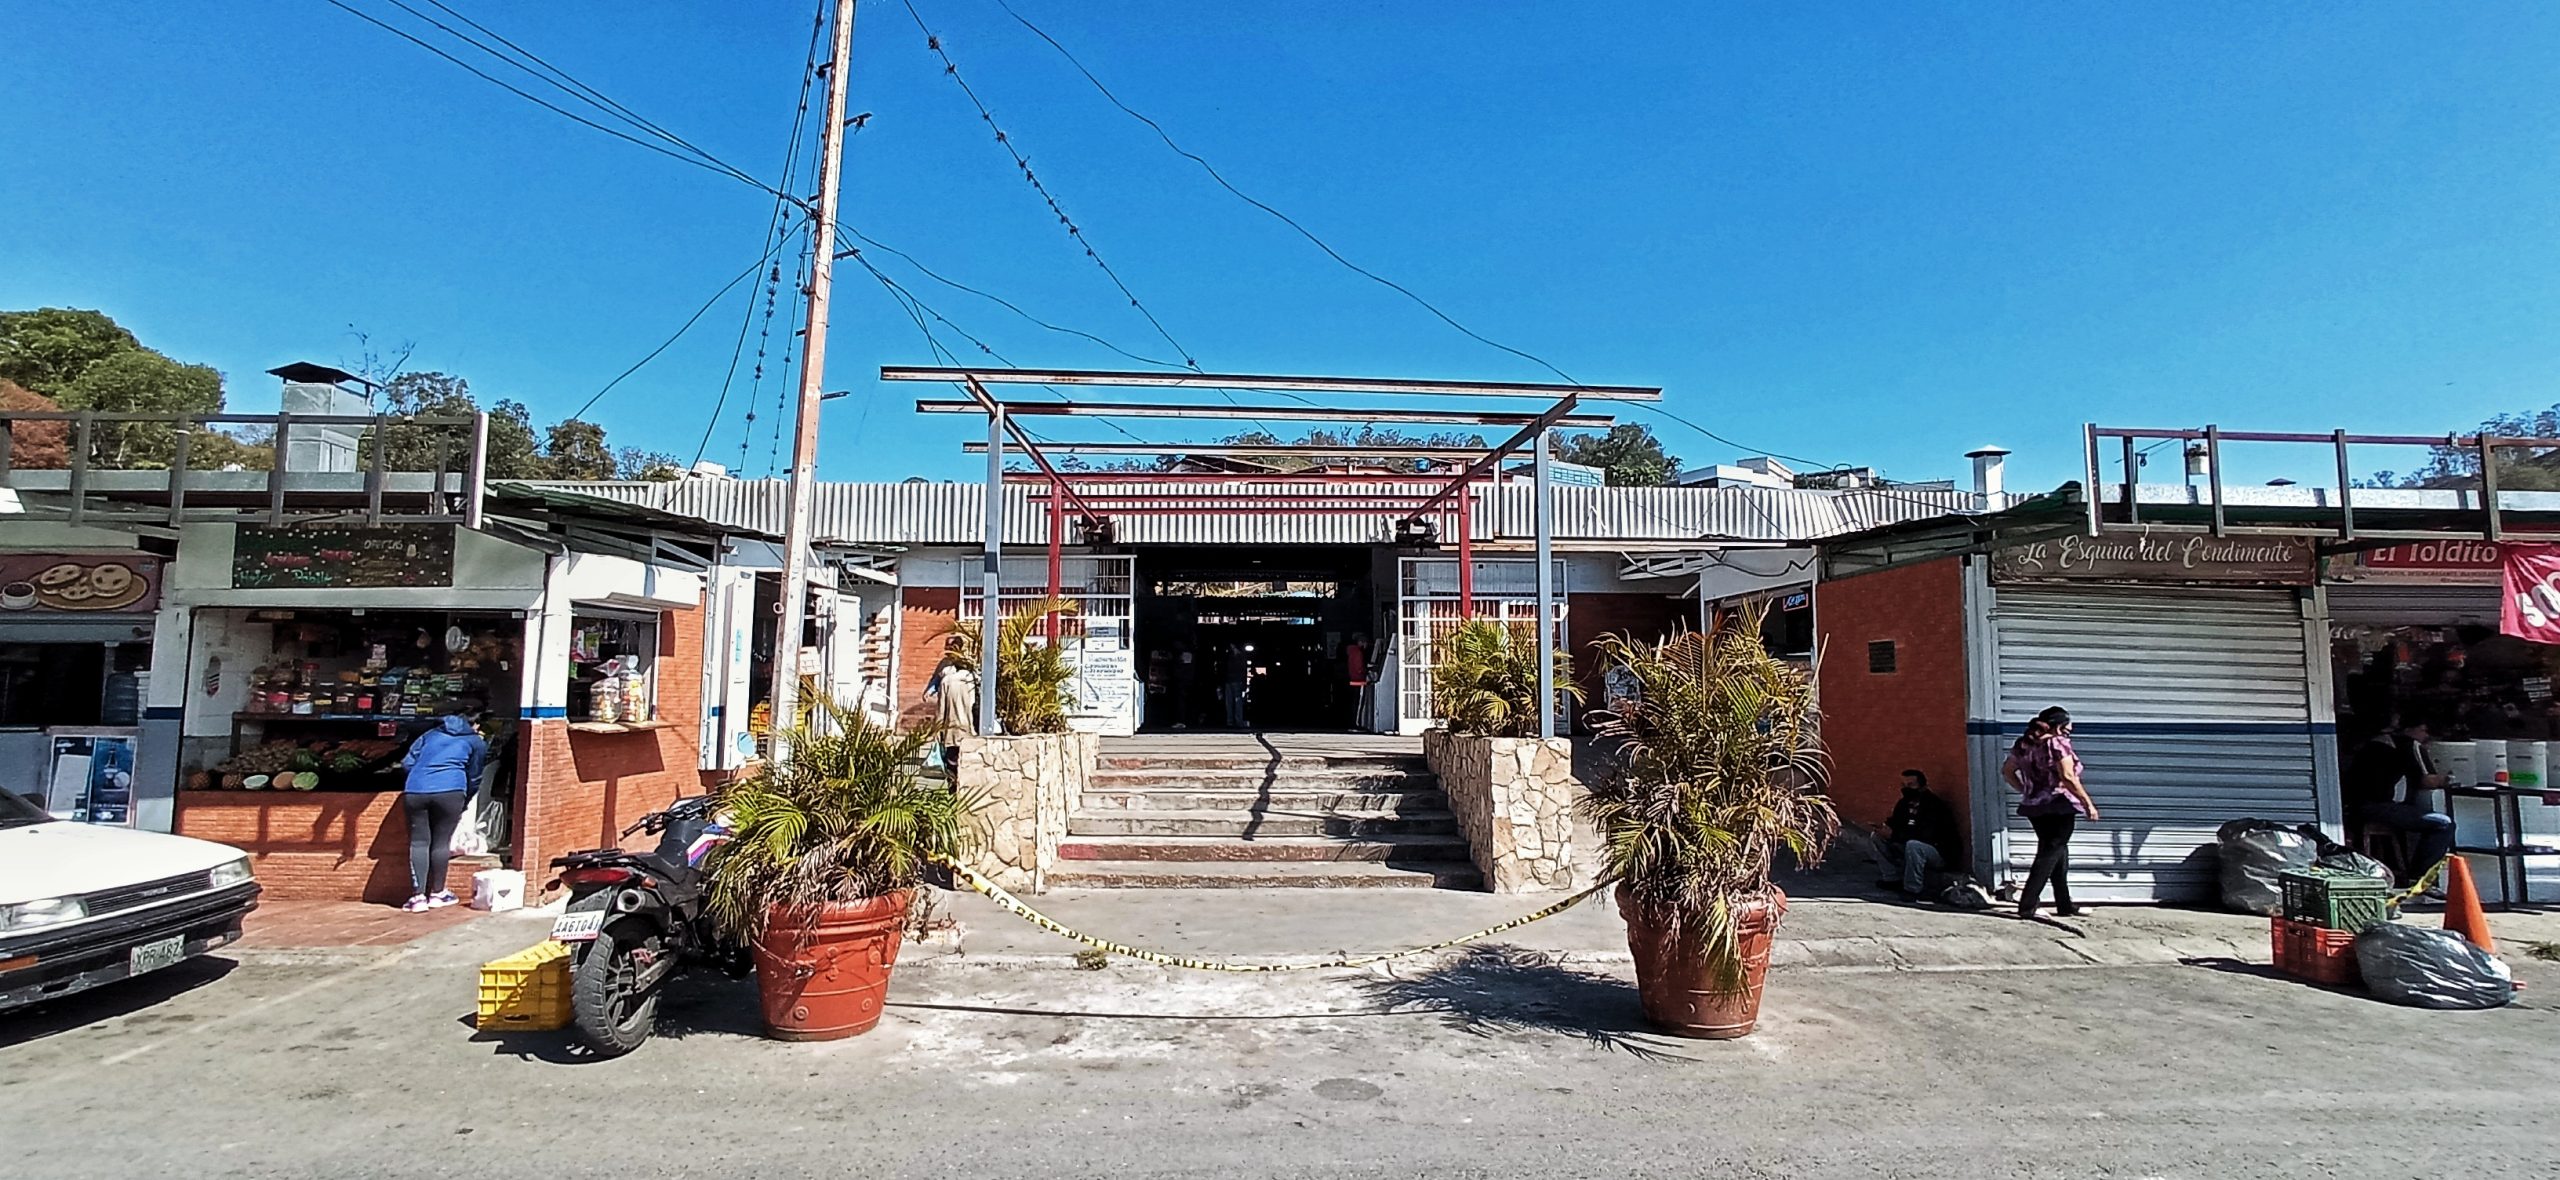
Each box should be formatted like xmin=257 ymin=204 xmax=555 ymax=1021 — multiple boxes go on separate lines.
xmin=2083 ymin=424 xmax=2555 ymax=546
xmin=882 ymin=365 xmax=1653 ymax=738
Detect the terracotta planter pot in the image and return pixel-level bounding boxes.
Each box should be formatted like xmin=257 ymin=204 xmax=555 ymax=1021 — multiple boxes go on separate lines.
xmin=1617 ymin=885 xmax=1785 ymax=1039
xmin=751 ymin=892 xmax=911 ymax=1041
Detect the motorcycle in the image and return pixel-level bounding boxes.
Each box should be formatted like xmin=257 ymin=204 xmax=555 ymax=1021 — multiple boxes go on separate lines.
xmin=548 ymin=795 xmax=745 ymax=1056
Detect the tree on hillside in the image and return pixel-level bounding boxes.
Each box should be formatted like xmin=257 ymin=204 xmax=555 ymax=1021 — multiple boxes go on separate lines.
xmin=2370 ymin=404 xmax=2560 ymax=491
xmin=1552 ymin=423 xmax=1679 ymax=486
xmin=0 ymin=307 xmax=229 ymax=467
xmin=0 ymin=309 xmax=141 ymax=399
xmin=368 ymin=372 xmax=673 ymax=480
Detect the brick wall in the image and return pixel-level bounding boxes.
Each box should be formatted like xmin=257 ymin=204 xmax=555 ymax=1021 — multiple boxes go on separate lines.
xmin=1814 ymin=557 xmax=1972 ymax=858
xmin=898 ymin=586 xmax=960 ymax=726
xmin=1566 ymin=591 xmax=1694 ymax=725
xmin=513 ymin=602 xmax=718 ymax=896
xmin=176 ymin=791 xmax=482 ymax=903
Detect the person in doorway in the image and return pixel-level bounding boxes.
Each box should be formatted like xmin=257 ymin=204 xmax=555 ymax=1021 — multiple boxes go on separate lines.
xmin=399 ymin=713 xmax=487 ymax=913
xmin=2002 ymin=706 xmax=2098 ymax=920
xmin=1342 ymin=633 xmax=1370 ymax=730
xmin=2344 ymin=717 xmax=2456 ymax=885
xmin=927 ymin=655 xmax=978 ymax=769
xmin=1871 ymin=769 xmax=1960 ymax=898
xmin=1221 ymin=642 xmax=1251 ymax=728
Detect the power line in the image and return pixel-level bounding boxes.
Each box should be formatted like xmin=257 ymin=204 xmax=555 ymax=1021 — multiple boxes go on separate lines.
xmin=993 ymin=0 xmax=1582 ymax=387
xmin=846 ymin=242 xmax=1157 ymax=446
xmin=765 ymin=239 xmax=815 ymax=477
xmin=318 ymin=0 xmax=783 ymax=197
xmin=411 ymin=0 xmax=751 ymax=182
xmin=695 ymin=1 xmax=832 ymax=470
xmin=842 ymin=227 xmax=1185 ymax=370
xmin=567 ymin=227 xmax=805 ymax=422
xmin=897 ymin=0 xmax=1196 ymax=369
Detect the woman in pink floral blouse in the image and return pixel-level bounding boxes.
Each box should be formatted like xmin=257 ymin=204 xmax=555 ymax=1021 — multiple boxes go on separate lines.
xmin=2002 ymin=706 xmax=2101 ymax=919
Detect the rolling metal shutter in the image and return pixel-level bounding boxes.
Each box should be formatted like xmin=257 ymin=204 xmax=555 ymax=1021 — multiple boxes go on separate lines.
xmin=1990 ymin=587 xmax=2321 ymax=902
xmin=2325 ymin=582 xmax=2500 ymax=627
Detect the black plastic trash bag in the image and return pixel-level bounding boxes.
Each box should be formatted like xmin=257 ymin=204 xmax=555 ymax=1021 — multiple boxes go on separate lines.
xmin=2354 ymin=923 xmax=2514 ymax=1010
xmin=2313 ymin=849 xmax=2394 ymax=887
xmin=2216 ymin=818 xmax=2317 ymax=915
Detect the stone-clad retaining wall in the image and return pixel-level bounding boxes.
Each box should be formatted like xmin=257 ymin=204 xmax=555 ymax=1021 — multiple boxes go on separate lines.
xmin=1423 ymin=730 xmax=1577 ymax=893
xmin=955 ymin=731 xmax=1096 ymax=893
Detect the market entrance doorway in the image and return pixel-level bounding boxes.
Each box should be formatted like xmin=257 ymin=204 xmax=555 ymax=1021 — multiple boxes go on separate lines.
xmin=1134 ymin=546 xmax=1379 ymax=731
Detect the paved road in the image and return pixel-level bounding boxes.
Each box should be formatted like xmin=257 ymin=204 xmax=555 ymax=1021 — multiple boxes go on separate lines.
xmin=5 ymin=917 xmax=2554 ymax=1179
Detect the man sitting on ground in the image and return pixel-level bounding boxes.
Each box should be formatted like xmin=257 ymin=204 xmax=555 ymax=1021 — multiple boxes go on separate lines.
xmin=2344 ymin=718 xmax=2456 ymax=886
xmin=1873 ymin=769 xmax=1960 ymax=899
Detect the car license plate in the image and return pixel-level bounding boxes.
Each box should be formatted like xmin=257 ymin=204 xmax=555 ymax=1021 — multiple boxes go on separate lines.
xmin=128 ymin=935 xmax=186 ymax=977
xmin=551 ymin=910 xmax=605 ymax=943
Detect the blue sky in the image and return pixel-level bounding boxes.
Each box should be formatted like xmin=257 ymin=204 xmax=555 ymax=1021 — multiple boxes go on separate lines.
xmin=5 ymin=2 xmax=2556 ymax=489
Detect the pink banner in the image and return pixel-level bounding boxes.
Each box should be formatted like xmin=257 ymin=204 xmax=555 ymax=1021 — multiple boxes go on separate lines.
xmin=2500 ymin=543 xmax=2560 ymax=643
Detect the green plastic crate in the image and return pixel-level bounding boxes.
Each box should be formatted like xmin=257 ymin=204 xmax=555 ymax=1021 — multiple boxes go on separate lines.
xmin=2277 ymin=867 xmax=2391 ymax=933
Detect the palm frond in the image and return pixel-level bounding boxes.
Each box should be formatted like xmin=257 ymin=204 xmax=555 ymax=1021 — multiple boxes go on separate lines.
xmin=1580 ymin=606 xmax=1838 ymax=979
xmin=705 ymin=694 xmax=985 ymax=942
xmin=1428 ymin=618 xmax=1585 ymax=737
xmin=938 ymin=596 xmax=1079 ymax=734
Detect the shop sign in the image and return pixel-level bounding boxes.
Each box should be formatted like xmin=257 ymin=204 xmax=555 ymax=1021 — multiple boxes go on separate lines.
xmin=1990 ymin=534 xmax=2313 ymax=585
xmin=231 ymin=524 xmax=456 ymax=589
xmin=2500 ymin=543 xmax=2560 ymax=644
xmin=2324 ymin=539 xmax=2506 ymax=586
xmin=0 ymin=552 xmax=162 ymax=614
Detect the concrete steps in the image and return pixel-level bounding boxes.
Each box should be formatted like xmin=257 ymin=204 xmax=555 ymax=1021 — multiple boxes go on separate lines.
xmin=1068 ymin=808 xmax=1458 ymax=839
xmin=1058 ymin=832 xmax=1472 ymax=863
xmin=1045 ymin=859 xmax=1484 ymax=890
xmin=1079 ymin=787 xmax=1447 ymax=813
xmin=1064 ymin=738 xmax=1476 ymax=889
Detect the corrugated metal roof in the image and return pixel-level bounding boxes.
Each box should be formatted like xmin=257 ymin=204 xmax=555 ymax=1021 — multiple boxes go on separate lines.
xmin=523 ymin=479 xmax=1986 ymax=546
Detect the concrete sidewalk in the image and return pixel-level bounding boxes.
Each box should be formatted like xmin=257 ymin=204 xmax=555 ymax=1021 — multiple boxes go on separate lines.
xmin=912 ymin=872 xmax=2560 ymax=973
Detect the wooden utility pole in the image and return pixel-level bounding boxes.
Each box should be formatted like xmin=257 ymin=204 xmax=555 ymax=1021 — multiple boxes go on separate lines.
xmin=770 ymin=0 xmax=858 ymax=753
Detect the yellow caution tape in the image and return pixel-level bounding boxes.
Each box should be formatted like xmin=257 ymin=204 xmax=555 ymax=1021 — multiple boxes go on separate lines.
xmin=2389 ymin=857 xmax=2448 ymax=910
xmin=934 ymin=854 xmax=1613 ymax=973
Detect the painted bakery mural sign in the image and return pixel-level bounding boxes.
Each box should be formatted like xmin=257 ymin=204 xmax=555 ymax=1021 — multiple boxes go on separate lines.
xmin=0 ymin=553 xmax=162 ymax=613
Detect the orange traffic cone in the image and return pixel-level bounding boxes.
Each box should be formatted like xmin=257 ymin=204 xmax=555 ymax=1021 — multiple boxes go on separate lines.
xmin=2441 ymin=856 xmax=2498 ymax=956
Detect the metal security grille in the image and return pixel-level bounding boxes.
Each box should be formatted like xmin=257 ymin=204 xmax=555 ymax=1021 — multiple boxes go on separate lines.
xmin=961 ymin=555 xmax=1138 ymax=735
xmin=1990 ymin=586 xmax=2322 ymax=902
xmin=2325 ymin=582 xmax=2500 ymax=626
xmin=1394 ymin=557 xmax=1568 ymax=735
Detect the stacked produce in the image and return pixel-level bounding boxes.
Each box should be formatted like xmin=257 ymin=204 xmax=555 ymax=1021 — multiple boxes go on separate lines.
xmin=199 ymin=737 xmax=405 ymax=791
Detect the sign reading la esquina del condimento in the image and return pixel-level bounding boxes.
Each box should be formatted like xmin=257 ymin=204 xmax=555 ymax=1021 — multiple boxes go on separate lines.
xmin=1991 ymin=534 xmax=2313 ymax=585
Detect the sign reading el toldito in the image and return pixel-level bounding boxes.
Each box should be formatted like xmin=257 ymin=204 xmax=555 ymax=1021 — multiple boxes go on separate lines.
xmin=1991 ymin=533 xmax=2314 ymax=586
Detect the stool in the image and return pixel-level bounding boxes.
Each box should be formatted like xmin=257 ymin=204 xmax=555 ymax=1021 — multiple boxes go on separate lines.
xmin=2353 ymin=820 xmax=2419 ymax=880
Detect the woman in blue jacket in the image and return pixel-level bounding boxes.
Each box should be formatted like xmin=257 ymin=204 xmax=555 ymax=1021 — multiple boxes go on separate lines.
xmin=400 ymin=714 xmax=488 ymax=912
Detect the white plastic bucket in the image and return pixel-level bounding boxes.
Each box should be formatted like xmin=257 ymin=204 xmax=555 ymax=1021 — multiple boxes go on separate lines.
xmin=471 ymin=868 xmax=525 ymax=913
xmin=2478 ymin=740 xmax=2512 ymax=786
xmin=2431 ymin=741 xmax=2477 ymax=792
xmin=2510 ymin=741 xmax=2549 ymax=791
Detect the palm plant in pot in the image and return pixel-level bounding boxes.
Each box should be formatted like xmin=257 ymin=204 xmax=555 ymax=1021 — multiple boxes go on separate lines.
xmin=939 ymin=596 xmax=1078 ymax=734
xmin=705 ymin=694 xmax=982 ymax=1041
xmin=1582 ymin=609 xmax=1836 ymax=1039
xmin=1430 ymin=617 xmax=1583 ymax=736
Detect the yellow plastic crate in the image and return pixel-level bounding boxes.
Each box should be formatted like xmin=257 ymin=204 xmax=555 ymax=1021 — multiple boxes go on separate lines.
xmin=476 ymin=939 xmax=573 ymax=1031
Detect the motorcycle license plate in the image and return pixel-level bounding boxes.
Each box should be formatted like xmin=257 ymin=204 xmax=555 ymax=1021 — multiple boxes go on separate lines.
xmin=551 ymin=911 xmax=605 ymax=943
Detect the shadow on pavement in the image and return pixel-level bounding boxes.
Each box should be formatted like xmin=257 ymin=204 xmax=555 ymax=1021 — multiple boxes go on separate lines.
xmin=0 ymin=956 xmax=237 ymax=1050
xmin=1359 ymin=943 xmax=1700 ymax=1063
xmin=465 ymin=972 xmax=765 ymax=1064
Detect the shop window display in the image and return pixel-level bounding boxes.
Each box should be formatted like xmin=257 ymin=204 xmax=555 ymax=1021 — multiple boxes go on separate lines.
xmin=569 ymin=612 xmax=657 ymax=726
xmin=196 ymin=612 xmax=521 ymax=793
xmin=2333 ymin=624 xmax=2560 ymax=745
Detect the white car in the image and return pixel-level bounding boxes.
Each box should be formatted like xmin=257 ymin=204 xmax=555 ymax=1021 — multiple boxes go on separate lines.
xmin=1 ymin=789 xmax=260 ymax=1012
